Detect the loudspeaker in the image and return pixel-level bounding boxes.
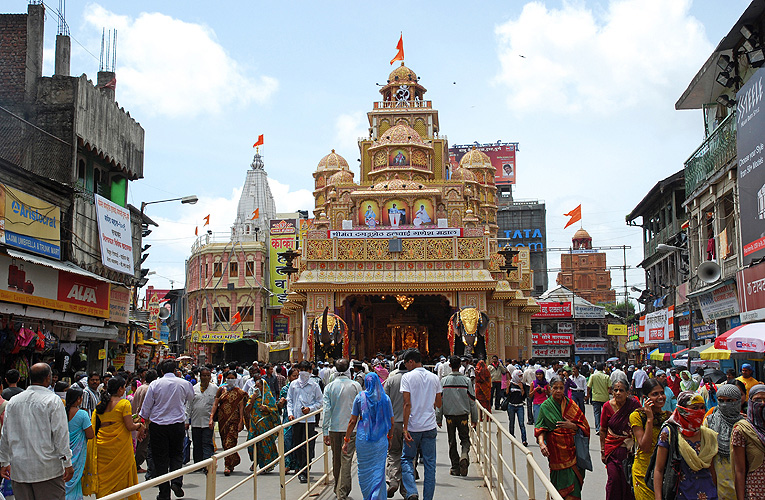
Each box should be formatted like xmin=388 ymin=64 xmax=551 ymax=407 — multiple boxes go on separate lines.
xmin=698 ymin=261 xmax=721 ymax=283
xmin=158 ymin=307 xmax=171 ymax=320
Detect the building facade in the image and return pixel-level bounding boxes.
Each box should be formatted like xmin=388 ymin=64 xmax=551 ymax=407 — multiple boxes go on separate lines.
xmin=556 ymin=229 xmax=616 ymax=305
xmin=497 ymin=200 xmax=548 ymax=296
xmin=283 ymin=62 xmax=538 ymax=362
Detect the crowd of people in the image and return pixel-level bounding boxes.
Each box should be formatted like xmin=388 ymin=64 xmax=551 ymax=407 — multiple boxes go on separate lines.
xmin=0 ymin=352 xmax=762 ymax=500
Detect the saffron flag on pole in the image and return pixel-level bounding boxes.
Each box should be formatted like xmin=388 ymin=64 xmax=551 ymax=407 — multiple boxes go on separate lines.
xmin=250 ymin=208 xmax=259 ymax=220
xmin=203 ymin=215 xmax=210 ymax=226
xmin=252 ymin=134 xmax=264 ymax=148
xmin=186 ymin=316 xmax=192 ymax=329
xmin=563 ymin=204 xmax=582 ymax=229
xmin=231 ymin=311 xmax=242 ymax=327
xmin=390 ymin=34 xmax=404 ymax=65
xmin=195 ymin=226 xmax=198 ymax=236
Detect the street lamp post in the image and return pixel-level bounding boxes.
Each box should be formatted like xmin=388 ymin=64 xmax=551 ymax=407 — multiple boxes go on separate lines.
xmin=131 ymin=195 xmax=198 ymax=355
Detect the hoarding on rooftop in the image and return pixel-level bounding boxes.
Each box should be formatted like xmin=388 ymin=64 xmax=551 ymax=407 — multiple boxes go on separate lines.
xmin=449 ymin=143 xmax=518 ymax=186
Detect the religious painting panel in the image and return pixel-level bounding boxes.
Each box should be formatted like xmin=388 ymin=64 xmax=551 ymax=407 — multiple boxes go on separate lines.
xmin=412 ymin=198 xmax=434 ymax=227
xmin=389 ymin=148 xmax=410 ymax=167
xmin=382 ymin=199 xmax=409 ymax=227
xmin=359 ymin=200 xmax=381 ymax=228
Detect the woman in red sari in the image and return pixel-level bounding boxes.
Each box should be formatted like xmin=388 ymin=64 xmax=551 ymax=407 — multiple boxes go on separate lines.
xmin=475 ymin=360 xmax=492 ymax=414
xmin=599 ymin=379 xmax=641 ymax=500
xmin=535 ymin=376 xmax=590 ymax=500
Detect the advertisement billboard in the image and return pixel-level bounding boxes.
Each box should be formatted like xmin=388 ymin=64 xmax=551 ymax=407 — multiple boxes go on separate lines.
xmin=531 ymin=333 xmax=574 ymax=345
xmin=532 ymin=302 xmax=572 ymax=318
xmin=737 ymin=260 xmax=765 ymax=323
xmin=0 ymin=183 xmax=60 ymax=259
xmin=94 ymin=194 xmax=134 ymax=274
xmin=697 ymin=283 xmax=739 ymax=321
xmin=449 ymin=143 xmax=518 ymax=186
xmin=737 ymin=68 xmax=765 ymax=265
xmin=640 ymin=306 xmax=675 ymax=344
xmin=0 ymin=253 xmax=110 ymax=318
xmin=270 ymin=219 xmax=298 ymax=308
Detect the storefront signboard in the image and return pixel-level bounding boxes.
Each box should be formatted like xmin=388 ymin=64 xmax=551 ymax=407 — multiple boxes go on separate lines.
xmin=0 ymin=183 xmax=60 ymax=259
xmin=557 ymin=322 xmax=574 ymax=334
xmin=94 ymin=194 xmax=134 ymax=274
xmin=532 ymin=346 xmax=571 ymax=358
xmin=532 ymin=302 xmax=572 ymax=318
xmin=694 ymin=317 xmax=717 ymax=340
xmin=531 ymin=333 xmax=574 ymax=345
xmin=607 ymin=324 xmax=627 ymax=336
xmin=109 ymin=285 xmax=130 ymax=324
xmin=737 ymin=261 xmax=765 ymax=323
xmin=698 ymin=283 xmax=740 ymax=321
xmin=640 ymin=306 xmax=674 ymax=344
xmin=574 ymin=304 xmax=605 ymax=319
xmin=574 ymin=341 xmax=608 ymax=354
xmin=191 ymin=330 xmax=244 ymax=343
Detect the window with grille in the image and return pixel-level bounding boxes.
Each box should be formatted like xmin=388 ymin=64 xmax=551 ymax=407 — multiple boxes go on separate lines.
xmin=245 ymin=261 xmax=255 ymax=277
xmin=237 ymin=306 xmax=254 ymax=322
xmin=213 ymin=307 xmax=230 ymax=323
xmin=213 ymin=262 xmax=222 ymax=277
xmin=230 ymin=261 xmax=238 ymax=277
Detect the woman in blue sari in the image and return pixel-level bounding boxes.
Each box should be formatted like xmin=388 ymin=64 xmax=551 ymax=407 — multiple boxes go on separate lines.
xmin=65 ymin=386 xmax=94 ymax=500
xmin=343 ymin=372 xmax=394 ymax=500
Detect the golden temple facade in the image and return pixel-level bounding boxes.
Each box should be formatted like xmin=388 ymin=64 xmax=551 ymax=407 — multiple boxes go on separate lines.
xmin=282 ymin=62 xmax=538 ymax=361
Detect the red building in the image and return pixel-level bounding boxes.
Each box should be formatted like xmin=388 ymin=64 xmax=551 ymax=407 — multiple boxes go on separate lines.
xmin=556 ymin=228 xmax=616 ymax=305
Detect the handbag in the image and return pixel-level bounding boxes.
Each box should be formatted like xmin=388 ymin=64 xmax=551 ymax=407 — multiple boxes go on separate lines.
xmin=500 ymin=396 xmax=510 ymax=411
xmin=644 ymin=422 xmax=680 ymax=500
xmin=183 ymin=431 xmax=191 ymax=464
xmin=622 ymin=452 xmax=634 ymax=489
xmin=575 ymin=429 xmax=593 ymax=471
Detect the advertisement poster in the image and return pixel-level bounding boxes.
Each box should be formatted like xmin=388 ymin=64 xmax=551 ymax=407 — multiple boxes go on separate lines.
xmin=272 ymin=314 xmax=289 ymax=340
xmin=0 ymin=253 xmax=110 ymax=318
xmin=737 ymin=67 xmax=765 ymax=265
xmin=698 ymin=283 xmax=740 ymax=321
xmin=269 ymin=236 xmax=295 ymax=307
xmin=94 ymin=194 xmax=134 ymax=274
xmin=532 ymin=346 xmax=571 ymax=358
xmin=642 ymin=306 xmax=675 ymax=344
xmin=449 ymin=143 xmax=518 ymax=186
xmin=0 ymin=183 xmax=60 ymax=259
xmin=737 ymin=261 xmax=765 ymax=323
xmin=607 ymin=324 xmax=628 ymax=336
xmin=532 ymin=302 xmax=572 ymax=318
xmin=109 ymin=285 xmax=131 ymax=324
xmin=531 ymin=333 xmax=574 ymax=345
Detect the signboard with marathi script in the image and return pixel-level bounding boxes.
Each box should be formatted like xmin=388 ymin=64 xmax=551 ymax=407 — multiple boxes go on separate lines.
xmin=531 ymin=333 xmax=574 ymax=345
xmin=697 ymin=283 xmax=740 ymax=321
xmin=0 ymin=183 xmax=60 ymax=259
xmin=641 ymin=306 xmax=674 ymax=344
xmin=328 ymin=228 xmax=461 ymax=239
xmin=737 ymin=260 xmax=765 ymax=323
xmin=607 ymin=324 xmax=628 ymax=336
xmin=532 ymin=302 xmax=572 ymax=318
xmin=532 ymin=346 xmax=570 ymax=358
xmin=94 ymin=194 xmax=134 ymax=274
xmin=269 ymin=218 xmax=297 ymax=308
xmin=191 ymin=330 xmax=243 ymax=343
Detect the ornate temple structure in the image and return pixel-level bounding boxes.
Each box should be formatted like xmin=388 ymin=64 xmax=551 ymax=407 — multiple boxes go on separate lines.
xmin=556 ymin=228 xmax=616 ymax=305
xmin=282 ymin=62 xmax=538 ymax=361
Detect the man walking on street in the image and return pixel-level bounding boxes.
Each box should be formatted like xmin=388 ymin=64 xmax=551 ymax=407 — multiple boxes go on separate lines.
xmin=436 ymin=356 xmax=477 ymax=476
xmin=631 ymin=363 xmax=647 ymax=398
xmin=187 ymin=367 xmax=217 ymax=467
xmin=322 ymin=359 xmax=361 ymax=500
xmin=132 ymin=369 xmax=157 ymax=475
xmin=401 ymin=349 xmax=442 ymax=500
xmin=140 ymin=359 xmax=194 ymax=500
xmin=384 ymin=357 xmax=409 ymax=498
xmin=569 ymin=365 xmax=587 ymax=411
xmin=0 ymin=363 xmax=73 ymax=500
xmin=587 ymin=362 xmax=610 ymax=435
xmin=487 ymin=355 xmax=507 ymax=410
xmin=287 ymin=361 xmax=323 ymax=484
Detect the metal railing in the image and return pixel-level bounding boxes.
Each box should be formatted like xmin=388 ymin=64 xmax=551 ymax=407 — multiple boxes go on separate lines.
xmin=684 ymin=112 xmax=736 ymax=195
xmin=471 ymin=402 xmax=563 ymax=500
xmin=100 ymin=408 xmax=329 ymax=500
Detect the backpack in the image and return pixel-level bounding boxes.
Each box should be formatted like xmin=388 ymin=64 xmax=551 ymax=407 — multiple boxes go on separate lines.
xmin=644 ymin=422 xmax=680 ymax=500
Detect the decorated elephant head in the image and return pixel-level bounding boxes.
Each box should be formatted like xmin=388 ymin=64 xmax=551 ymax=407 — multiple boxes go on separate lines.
xmin=449 ymin=306 xmax=489 ymax=359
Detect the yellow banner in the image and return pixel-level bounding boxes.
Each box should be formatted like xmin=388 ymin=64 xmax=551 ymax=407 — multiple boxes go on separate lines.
xmin=0 ymin=183 xmax=61 ymax=259
xmin=607 ymin=324 xmax=628 ymax=336
xmin=191 ymin=330 xmax=243 ymax=343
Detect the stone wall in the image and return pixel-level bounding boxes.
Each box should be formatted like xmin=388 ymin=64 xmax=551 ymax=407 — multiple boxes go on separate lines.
xmin=0 ymin=14 xmax=28 ymax=104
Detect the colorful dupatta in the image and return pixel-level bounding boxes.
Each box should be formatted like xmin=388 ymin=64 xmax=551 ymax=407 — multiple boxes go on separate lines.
xmin=475 ymin=361 xmax=492 ymax=411
xmin=602 ymin=396 xmax=641 ymax=458
xmin=246 ymin=380 xmax=280 ymax=469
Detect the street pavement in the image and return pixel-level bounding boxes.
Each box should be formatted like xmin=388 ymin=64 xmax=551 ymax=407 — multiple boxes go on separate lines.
xmin=125 ymin=402 xmax=607 ymax=500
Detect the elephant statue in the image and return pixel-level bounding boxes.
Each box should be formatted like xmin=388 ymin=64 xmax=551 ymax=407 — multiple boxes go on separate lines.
xmin=312 ymin=307 xmax=348 ymax=362
xmin=449 ymin=306 xmax=489 ymax=360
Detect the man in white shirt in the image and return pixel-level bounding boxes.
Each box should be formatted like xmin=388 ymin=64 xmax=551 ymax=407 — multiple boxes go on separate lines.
xmin=569 ymin=365 xmax=587 ymax=410
xmin=631 ymin=364 xmax=648 ymax=398
xmin=187 ymin=367 xmax=217 ymax=466
xmin=435 ymin=356 xmax=449 ymax=380
xmin=401 ymin=349 xmax=442 ymax=500
xmin=610 ymin=364 xmax=628 ymax=387
xmin=0 ymin=363 xmax=73 ymax=500
xmin=287 ymin=361 xmax=323 ymax=484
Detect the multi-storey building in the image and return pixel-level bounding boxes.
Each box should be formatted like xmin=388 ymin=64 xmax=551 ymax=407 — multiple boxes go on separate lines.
xmin=497 ymin=199 xmax=548 ymax=296
xmin=556 ymin=229 xmax=616 ymax=305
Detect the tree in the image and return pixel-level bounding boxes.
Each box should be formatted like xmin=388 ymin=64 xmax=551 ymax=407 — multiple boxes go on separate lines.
xmin=604 ymin=300 xmax=637 ymax=324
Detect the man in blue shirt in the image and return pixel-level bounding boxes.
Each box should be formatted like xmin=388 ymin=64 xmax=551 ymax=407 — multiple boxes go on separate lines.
xmin=287 ymin=360 xmax=323 ymax=484
xmin=322 ymin=359 xmax=361 ymax=500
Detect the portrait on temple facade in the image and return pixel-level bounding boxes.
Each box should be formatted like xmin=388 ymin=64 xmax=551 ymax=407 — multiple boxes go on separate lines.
xmin=382 ymin=199 xmax=408 ymax=227
xmin=388 ymin=148 xmax=409 ymax=166
xmin=359 ymin=200 xmax=381 ymax=228
xmin=412 ymin=198 xmax=434 ymax=227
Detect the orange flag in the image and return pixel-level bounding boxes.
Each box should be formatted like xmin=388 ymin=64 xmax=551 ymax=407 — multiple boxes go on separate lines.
xmin=186 ymin=316 xmax=192 ymax=329
xmin=252 ymin=134 xmax=264 ymax=148
xmin=390 ymin=34 xmax=404 ymax=65
xmin=203 ymin=215 xmax=210 ymax=226
xmin=231 ymin=311 xmax=242 ymax=327
xmin=564 ymin=204 xmax=582 ymax=229
xmin=250 ymin=208 xmax=259 ymax=220
xmin=195 ymin=226 xmax=198 ymax=236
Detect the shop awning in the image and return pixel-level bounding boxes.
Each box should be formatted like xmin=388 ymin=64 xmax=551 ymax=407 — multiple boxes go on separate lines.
xmin=76 ymin=325 xmax=119 ymax=341
xmin=686 ymin=278 xmax=735 ymax=299
xmin=5 ymin=249 xmax=115 ymax=283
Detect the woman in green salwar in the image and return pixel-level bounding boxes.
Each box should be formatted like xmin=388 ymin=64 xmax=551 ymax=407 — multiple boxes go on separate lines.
xmin=245 ymin=370 xmax=281 ymax=472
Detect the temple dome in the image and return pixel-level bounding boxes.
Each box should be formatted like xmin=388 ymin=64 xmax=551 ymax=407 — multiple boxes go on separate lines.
xmin=389 ymin=62 xmax=417 ymax=84
xmin=317 ymin=149 xmax=349 ymax=171
xmin=374 ymin=124 xmax=427 ymax=147
xmin=459 ymin=148 xmax=493 ymax=169
xmin=573 ymin=228 xmax=591 ymax=240
xmin=450 ymin=166 xmax=476 ymax=182
xmin=328 ymin=170 xmax=354 ymax=185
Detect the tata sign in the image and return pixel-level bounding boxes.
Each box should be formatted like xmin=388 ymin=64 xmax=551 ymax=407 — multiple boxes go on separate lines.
xmin=501 ymin=228 xmax=544 ymax=251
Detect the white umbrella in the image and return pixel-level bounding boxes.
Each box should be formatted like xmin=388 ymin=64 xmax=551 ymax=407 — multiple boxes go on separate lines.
xmin=725 ymin=323 xmax=765 ymax=352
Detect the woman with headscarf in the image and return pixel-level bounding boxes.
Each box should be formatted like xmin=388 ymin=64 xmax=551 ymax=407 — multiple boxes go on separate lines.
xmin=599 ymin=379 xmax=641 ymax=500
xmin=703 ymin=384 xmax=743 ymax=500
xmin=653 ymin=391 xmax=718 ymax=500
xmin=680 ymin=370 xmax=698 ymax=392
xmin=506 ymin=369 xmax=528 ymax=446
xmin=630 ymin=378 xmax=670 ymax=500
xmin=732 ymin=384 xmax=765 ymax=500
xmin=699 ymin=376 xmax=718 ymax=411
xmin=245 ymin=370 xmax=280 ymax=473
xmin=474 ymin=360 xmax=492 ymax=414
xmin=531 ymin=369 xmax=550 ymax=424
xmin=373 ymin=359 xmax=389 ymax=384
xmin=342 ymin=372 xmax=394 ymax=500
xmin=535 ymin=376 xmax=590 ymax=500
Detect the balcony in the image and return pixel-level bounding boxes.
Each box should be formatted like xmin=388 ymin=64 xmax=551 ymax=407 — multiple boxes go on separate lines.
xmin=684 ymin=113 xmax=736 ymax=195
xmin=645 ymin=220 xmax=681 ymax=256
xmin=373 ymin=100 xmax=432 ymax=110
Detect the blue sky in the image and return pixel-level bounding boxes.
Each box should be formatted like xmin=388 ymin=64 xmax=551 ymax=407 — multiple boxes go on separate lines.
xmin=7 ymin=0 xmax=750 ymax=296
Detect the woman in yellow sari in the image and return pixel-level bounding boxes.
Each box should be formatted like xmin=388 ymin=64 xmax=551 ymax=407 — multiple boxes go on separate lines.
xmin=83 ymin=376 xmax=145 ymax=500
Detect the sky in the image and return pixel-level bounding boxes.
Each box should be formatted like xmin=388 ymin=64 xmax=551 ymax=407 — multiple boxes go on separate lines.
xmin=7 ymin=0 xmax=751 ymax=298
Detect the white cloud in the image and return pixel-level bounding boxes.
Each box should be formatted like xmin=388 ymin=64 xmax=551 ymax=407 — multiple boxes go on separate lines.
xmin=83 ymin=4 xmax=278 ymax=117
xmin=494 ymin=0 xmax=711 ymax=114
xmin=268 ymin=178 xmax=315 ymax=213
xmin=334 ymin=112 xmax=367 ymax=178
